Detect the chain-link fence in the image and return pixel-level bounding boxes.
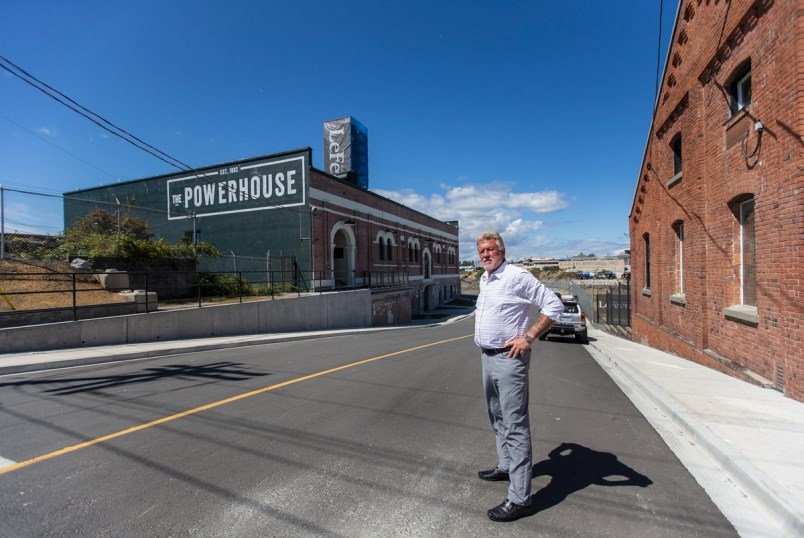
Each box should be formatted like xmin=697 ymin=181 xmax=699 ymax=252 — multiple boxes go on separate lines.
xmin=0 ymin=187 xmax=307 ymax=323
xmin=0 ymin=187 xmax=64 ymax=259
xmin=0 ymin=186 xmax=285 ymax=270
xmin=1 ymin=186 xmax=170 ymax=261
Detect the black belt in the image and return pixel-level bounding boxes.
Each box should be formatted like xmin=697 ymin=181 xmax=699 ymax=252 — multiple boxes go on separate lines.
xmin=481 ymin=347 xmax=510 ymax=356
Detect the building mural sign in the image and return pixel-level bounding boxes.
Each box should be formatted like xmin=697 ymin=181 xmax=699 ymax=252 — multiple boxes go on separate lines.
xmin=166 ymin=152 xmax=307 ymax=219
xmin=323 ymin=117 xmax=352 ymax=176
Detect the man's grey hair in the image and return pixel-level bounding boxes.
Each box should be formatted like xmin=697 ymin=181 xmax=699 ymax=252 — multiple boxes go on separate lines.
xmin=476 ymin=231 xmax=505 ymax=253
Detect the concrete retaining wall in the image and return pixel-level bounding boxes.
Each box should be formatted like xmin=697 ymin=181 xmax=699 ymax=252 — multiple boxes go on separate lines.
xmin=0 ymin=290 xmax=372 ymax=354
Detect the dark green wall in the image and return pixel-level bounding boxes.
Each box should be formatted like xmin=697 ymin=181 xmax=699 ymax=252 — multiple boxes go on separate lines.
xmin=63 ymin=149 xmax=313 ymax=276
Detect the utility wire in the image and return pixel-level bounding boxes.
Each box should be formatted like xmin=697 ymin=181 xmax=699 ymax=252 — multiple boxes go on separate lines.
xmin=0 ymin=54 xmax=309 ymax=219
xmin=655 ymin=0 xmax=664 ymax=105
xmin=0 ymin=55 xmax=193 ymax=173
xmin=0 ymin=112 xmax=121 ymax=182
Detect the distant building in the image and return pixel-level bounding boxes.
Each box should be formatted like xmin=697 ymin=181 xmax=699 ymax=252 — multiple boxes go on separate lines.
xmin=517 ymin=257 xmax=561 ymax=270
xmin=629 ymin=0 xmax=802 ymax=401
xmin=558 ymin=257 xmax=625 ymax=276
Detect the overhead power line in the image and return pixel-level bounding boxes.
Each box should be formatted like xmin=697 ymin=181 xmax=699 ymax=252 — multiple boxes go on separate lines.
xmin=0 ymin=112 xmax=121 ymax=181
xmin=0 ymin=54 xmax=194 ymax=173
xmin=655 ymin=0 xmax=664 ymax=102
xmin=0 ymin=54 xmax=308 ymax=219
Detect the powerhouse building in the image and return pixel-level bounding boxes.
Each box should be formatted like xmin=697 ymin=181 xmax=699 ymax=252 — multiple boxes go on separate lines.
xmin=64 ymin=134 xmax=460 ymax=319
xmin=629 ymin=0 xmax=802 ymax=401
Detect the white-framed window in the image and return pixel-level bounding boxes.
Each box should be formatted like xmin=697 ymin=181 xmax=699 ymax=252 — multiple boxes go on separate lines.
xmin=738 ymin=197 xmax=756 ymax=306
xmin=729 ymin=60 xmax=752 ymax=115
xmin=673 ymin=221 xmax=684 ymax=294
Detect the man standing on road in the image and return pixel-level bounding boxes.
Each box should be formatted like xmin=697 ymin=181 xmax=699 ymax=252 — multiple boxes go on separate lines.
xmin=474 ymin=231 xmax=564 ymax=522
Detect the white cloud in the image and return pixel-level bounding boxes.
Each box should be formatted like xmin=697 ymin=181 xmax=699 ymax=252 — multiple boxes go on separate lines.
xmin=373 ymin=182 xmax=572 ymax=261
xmin=373 ymin=182 xmax=628 ymax=262
xmin=37 ymin=127 xmax=57 ymax=137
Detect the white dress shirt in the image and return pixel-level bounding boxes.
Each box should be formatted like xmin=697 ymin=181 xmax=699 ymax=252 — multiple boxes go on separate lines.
xmin=474 ymin=261 xmax=564 ymax=349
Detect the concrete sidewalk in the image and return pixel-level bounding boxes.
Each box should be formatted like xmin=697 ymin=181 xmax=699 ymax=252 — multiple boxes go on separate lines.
xmin=586 ymin=325 xmax=804 ymax=538
xmin=0 ymin=315 xmax=801 ymax=537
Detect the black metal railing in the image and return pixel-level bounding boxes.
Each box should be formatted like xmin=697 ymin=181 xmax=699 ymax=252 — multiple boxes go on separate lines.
xmin=0 ymin=264 xmax=412 ymax=328
xmin=568 ymin=279 xmax=631 ymax=327
xmin=595 ymin=280 xmax=631 ymax=327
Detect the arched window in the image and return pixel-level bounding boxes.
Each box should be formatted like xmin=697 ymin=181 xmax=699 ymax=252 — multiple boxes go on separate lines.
xmin=386 ymin=238 xmax=393 ymax=261
xmin=378 ymin=238 xmax=384 ymax=261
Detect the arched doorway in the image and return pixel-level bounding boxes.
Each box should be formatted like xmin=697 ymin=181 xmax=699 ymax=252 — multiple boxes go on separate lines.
xmin=331 ymin=223 xmax=356 ymax=287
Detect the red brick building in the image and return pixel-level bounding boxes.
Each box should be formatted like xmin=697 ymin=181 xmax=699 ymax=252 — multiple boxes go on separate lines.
xmin=309 ymin=167 xmax=461 ymax=315
xmin=629 ymin=0 xmax=802 ymax=401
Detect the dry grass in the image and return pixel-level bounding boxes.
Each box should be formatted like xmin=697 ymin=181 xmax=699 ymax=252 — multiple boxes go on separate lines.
xmin=0 ymin=259 xmax=129 ymax=312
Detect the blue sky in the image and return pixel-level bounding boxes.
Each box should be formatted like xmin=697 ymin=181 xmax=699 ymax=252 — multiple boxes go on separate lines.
xmin=1 ymin=0 xmax=677 ymax=261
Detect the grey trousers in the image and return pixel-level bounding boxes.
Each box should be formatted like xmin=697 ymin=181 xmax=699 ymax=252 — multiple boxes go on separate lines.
xmin=481 ymin=349 xmax=532 ymax=506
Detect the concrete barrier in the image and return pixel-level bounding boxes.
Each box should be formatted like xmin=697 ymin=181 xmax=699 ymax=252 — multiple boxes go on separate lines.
xmin=0 ymin=290 xmax=372 ymax=354
xmin=96 ymin=269 xmax=129 ymax=291
xmin=119 ymin=290 xmax=158 ymax=313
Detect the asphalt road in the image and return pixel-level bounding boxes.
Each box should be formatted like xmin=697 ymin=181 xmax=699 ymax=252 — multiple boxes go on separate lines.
xmin=0 ymin=318 xmax=737 ymax=537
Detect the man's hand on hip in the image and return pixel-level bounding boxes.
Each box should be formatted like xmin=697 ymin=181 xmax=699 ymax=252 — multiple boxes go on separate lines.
xmin=504 ymin=336 xmax=532 ymax=358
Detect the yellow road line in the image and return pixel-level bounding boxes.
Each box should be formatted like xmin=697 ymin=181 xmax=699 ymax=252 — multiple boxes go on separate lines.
xmin=0 ymin=333 xmax=473 ymax=476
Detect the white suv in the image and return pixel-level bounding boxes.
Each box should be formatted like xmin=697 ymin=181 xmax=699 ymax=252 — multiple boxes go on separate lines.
xmin=541 ymin=298 xmax=588 ymax=344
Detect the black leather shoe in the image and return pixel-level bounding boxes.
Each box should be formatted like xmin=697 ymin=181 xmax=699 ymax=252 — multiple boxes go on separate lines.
xmin=487 ymin=499 xmax=531 ymax=522
xmin=478 ymin=468 xmax=509 ymax=481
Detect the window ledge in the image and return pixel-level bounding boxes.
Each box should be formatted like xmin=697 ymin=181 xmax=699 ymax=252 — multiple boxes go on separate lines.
xmin=667 ymin=172 xmax=683 ymax=188
xmin=641 ymin=288 xmax=652 ymax=297
xmin=724 ymin=107 xmax=750 ymax=128
xmin=723 ymin=305 xmax=758 ymax=325
xmin=669 ymin=293 xmax=686 ymax=305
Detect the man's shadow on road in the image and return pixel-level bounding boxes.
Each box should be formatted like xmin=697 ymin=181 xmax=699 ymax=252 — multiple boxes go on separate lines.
xmin=530 ymin=442 xmax=652 ymax=513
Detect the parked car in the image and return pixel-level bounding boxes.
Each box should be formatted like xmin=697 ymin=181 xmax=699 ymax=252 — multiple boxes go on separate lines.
xmin=540 ymin=298 xmax=588 ymax=343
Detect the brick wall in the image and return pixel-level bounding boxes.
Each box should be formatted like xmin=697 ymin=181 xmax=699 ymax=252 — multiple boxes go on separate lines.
xmin=310 ymin=170 xmax=461 ymax=314
xmin=630 ymin=0 xmax=803 ymax=401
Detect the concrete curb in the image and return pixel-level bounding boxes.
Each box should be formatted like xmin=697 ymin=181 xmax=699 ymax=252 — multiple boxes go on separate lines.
xmin=588 ymin=337 xmax=804 ymax=537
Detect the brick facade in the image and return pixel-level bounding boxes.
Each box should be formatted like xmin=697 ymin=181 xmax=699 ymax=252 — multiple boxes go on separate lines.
xmin=310 ymin=169 xmax=461 ymax=315
xmin=629 ymin=0 xmax=803 ymax=401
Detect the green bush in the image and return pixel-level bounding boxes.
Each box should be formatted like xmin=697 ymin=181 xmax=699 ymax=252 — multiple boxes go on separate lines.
xmin=198 ymin=273 xmax=251 ymax=297
xmin=47 ymin=209 xmax=221 ymax=262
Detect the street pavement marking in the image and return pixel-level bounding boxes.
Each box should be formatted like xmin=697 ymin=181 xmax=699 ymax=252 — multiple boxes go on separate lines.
xmin=0 ymin=456 xmax=17 ymax=470
xmin=0 ymin=334 xmax=473 ymax=476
